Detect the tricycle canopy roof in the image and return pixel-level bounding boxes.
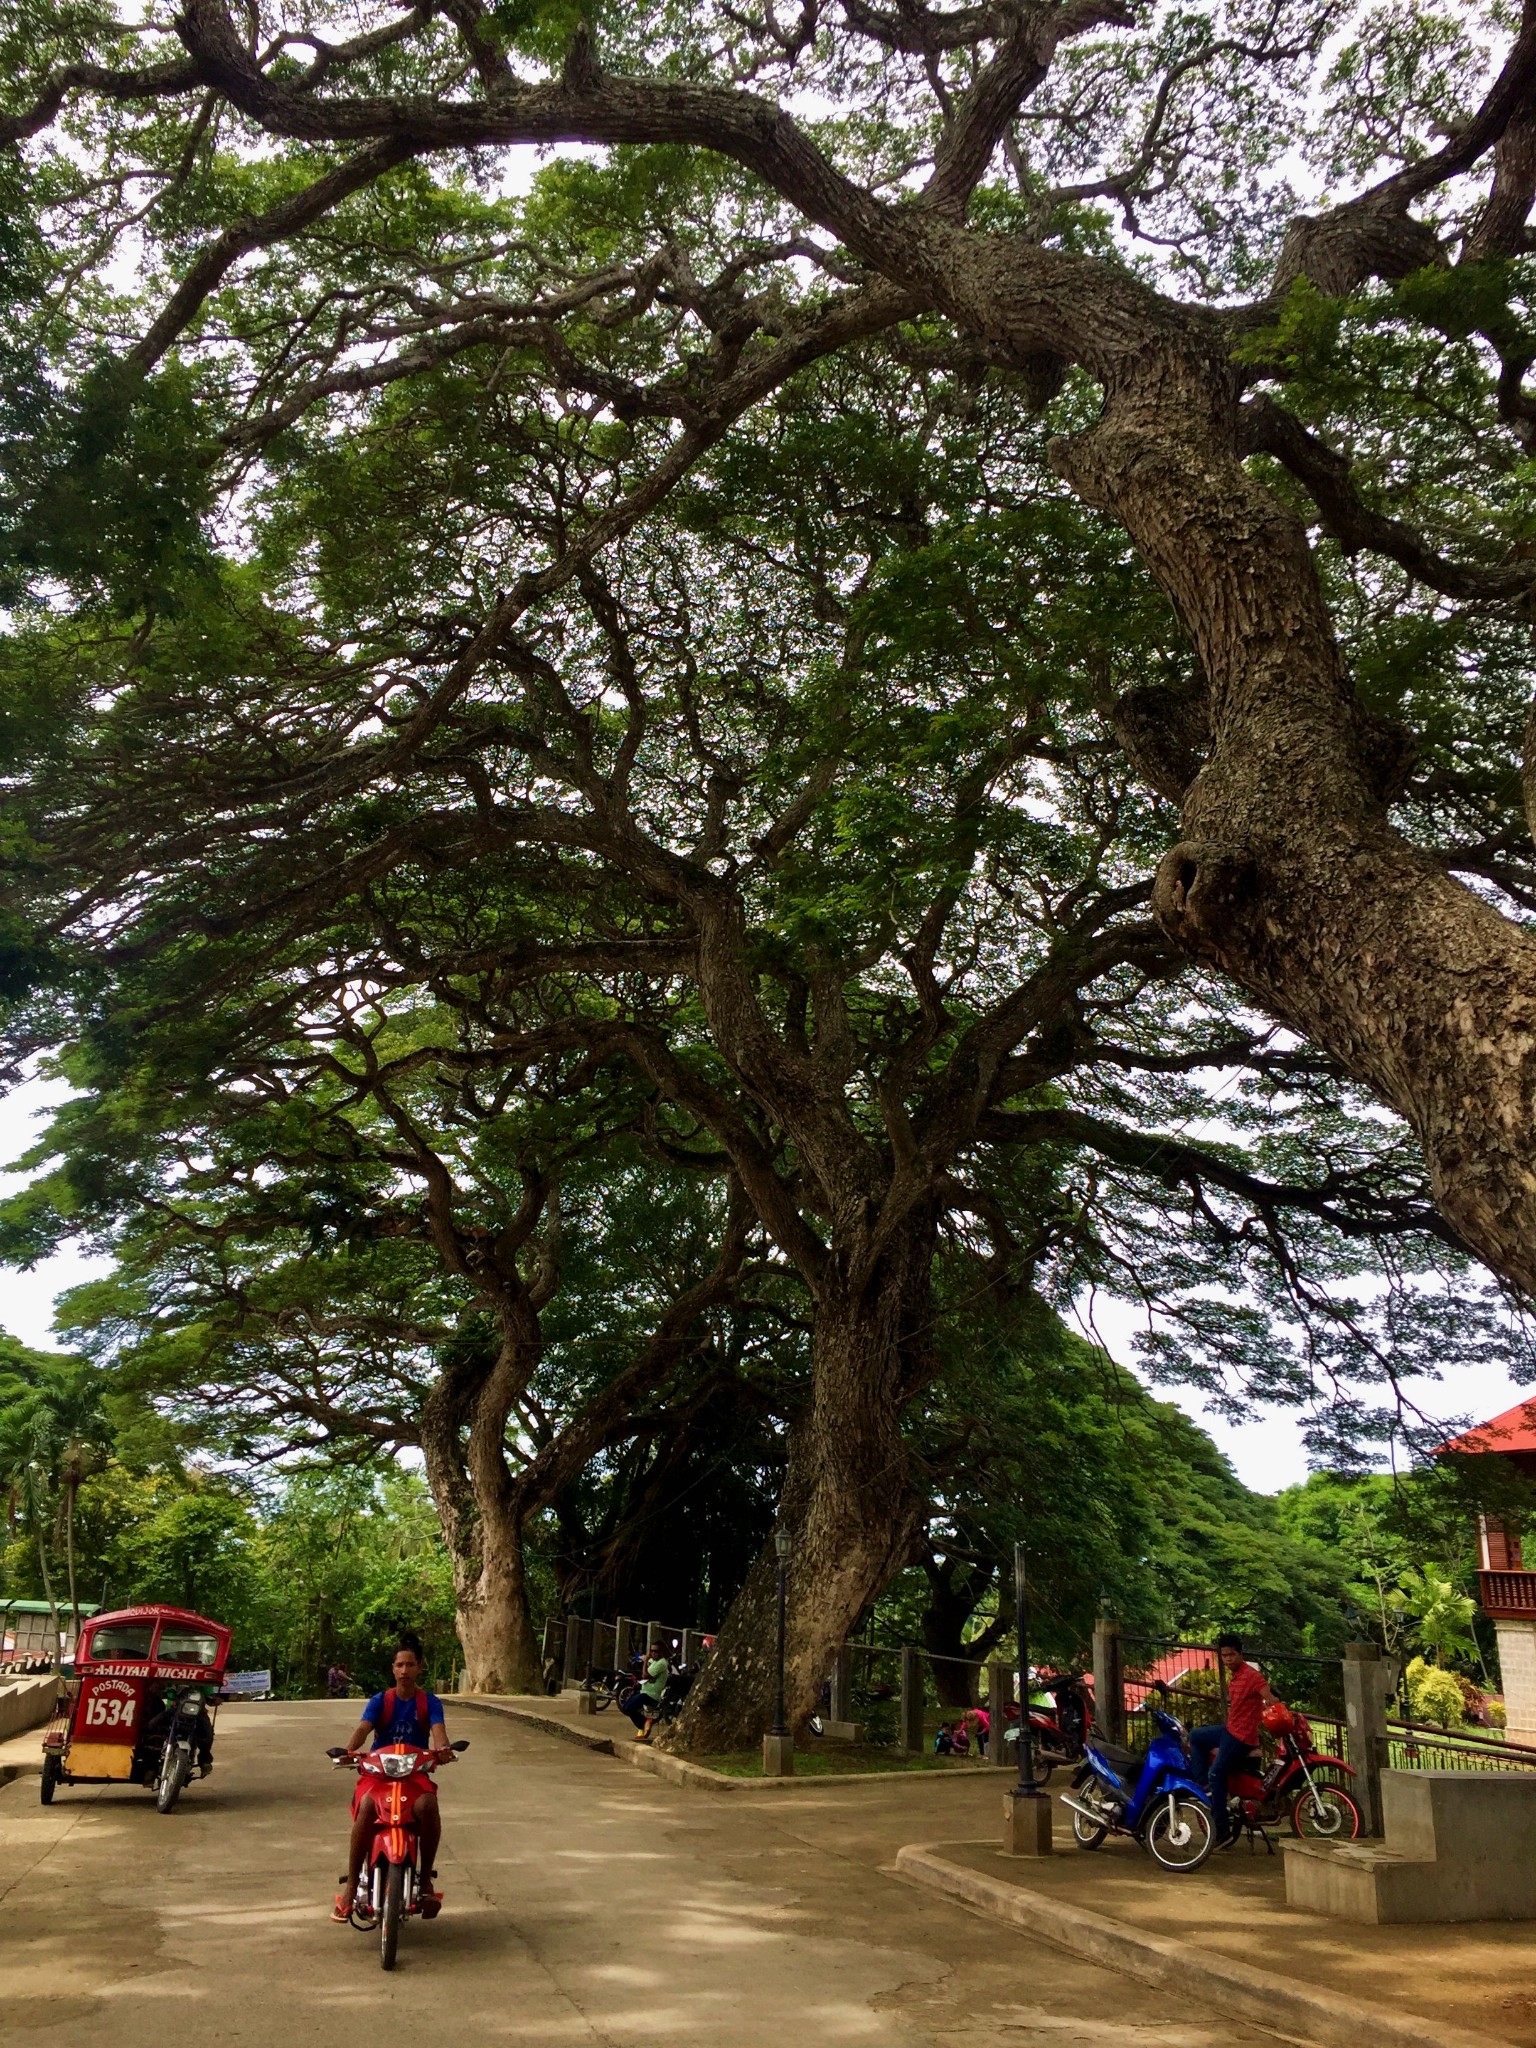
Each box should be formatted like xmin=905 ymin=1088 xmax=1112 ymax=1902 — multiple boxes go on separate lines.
xmin=74 ymin=1606 xmax=231 ymax=1681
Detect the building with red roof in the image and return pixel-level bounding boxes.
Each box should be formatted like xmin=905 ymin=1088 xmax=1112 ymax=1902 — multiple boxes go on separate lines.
xmin=1438 ymin=1399 xmax=1536 ymax=1745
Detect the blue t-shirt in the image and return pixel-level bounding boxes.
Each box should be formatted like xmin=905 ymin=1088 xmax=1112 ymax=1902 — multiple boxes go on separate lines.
xmin=362 ymin=1687 xmax=445 ymax=1749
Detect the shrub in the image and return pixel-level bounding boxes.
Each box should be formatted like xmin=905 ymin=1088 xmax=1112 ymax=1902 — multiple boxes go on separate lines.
xmin=1405 ymin=1656 xmax=1465 ymax=1729
xmin=1455 ymin=1674 xmax=1491 ymax=1727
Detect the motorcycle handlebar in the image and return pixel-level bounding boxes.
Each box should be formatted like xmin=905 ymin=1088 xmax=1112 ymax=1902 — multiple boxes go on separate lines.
xmin=324 ymin=1740 xmax=470 ymax=1766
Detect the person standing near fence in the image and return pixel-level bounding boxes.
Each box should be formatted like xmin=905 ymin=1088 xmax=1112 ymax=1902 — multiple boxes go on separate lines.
xmin=1189 ymin=1633 xmax=1273 ymax=1848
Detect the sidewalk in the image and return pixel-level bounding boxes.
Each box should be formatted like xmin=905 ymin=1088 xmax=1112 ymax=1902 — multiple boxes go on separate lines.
xmin=473 ymin=1697 xmax=1536 ymax=2048
xmin=458 ymin=1689 xmax=998 ymax=1790
xmin=900 ymin=1814 xmax=1536 ymax=2048
xmin=0 ymin=1728 xmax=43 ymax=1781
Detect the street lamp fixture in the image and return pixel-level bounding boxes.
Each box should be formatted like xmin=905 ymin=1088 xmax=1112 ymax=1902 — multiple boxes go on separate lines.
xmin=1014 ymin=1540 xmax=1042 ymax=1801
xmin=772 ymin=1528 xmax=791 ymax=1735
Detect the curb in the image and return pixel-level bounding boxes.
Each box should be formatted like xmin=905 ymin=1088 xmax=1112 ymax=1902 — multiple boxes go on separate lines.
xmin=450 ymin=1696 xmax=997 ymax=1794
xmin=453 ymin=1696 xmax=616 ymax=1754
xmin=893 ymin=1842 xmax=1510 ymax=2048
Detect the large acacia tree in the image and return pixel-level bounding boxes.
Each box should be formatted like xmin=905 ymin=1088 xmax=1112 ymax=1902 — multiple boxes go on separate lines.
xmin=6 ymin=1 xmax=1536 ymax=1739
xmin=3 ymin=364 xmax=1500 ymax=1743
xmin=6 ymin=0 xmax=1536 ymax=1288
xmin=9 ymin=996 xmax=761 ymax=1693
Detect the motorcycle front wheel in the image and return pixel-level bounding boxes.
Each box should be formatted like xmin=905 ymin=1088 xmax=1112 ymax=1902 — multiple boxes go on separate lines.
xmin=1292 ymin=1784 xmax=1361 ymax=1840
xmin=379 ymin=1863 xmax=406 ymax=1970
xmin=1143 ymin=1794 xmax=1214 ymax=1872
xmin=155 ymin=1748 xmax=190 ymax=1815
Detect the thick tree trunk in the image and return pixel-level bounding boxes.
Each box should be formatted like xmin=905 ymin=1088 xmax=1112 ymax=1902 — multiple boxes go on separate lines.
xmin=419 ymin=1333 xmax=545 ymax=1696
xmin=670 ymin=1243 xmax=931 ymax=1753
xmin=920 ymin=1561 xmax=1002 ymax=1709
xmin=1056 ymin=360 xmax=1536 ymax=1300
xmin=451 ymin=1525 xmax=543 ymax=1695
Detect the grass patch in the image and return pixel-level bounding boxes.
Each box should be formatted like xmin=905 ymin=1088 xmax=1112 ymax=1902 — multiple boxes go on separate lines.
xmin=696 ymin=1745 xmax=985 ymax=1778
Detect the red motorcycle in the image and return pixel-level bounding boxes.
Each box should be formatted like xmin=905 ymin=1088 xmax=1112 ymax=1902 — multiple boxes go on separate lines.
xmin=1226 ymin=1701 xmax=1360 ymax=1843
xmin=328 ymin=1738 xmax=468 ymax=1968
xmin=1002 ymin=1672 xmax=1096 ymax=1783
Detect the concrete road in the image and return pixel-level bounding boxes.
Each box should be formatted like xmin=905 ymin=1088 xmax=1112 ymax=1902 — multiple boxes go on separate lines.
xmin=0 ymin=1701 xmax=1281 ymax=2047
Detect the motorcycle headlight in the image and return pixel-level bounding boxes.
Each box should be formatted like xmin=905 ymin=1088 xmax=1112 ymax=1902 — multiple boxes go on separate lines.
xmin=379 ymin=1753 xmax=417 ymax=1778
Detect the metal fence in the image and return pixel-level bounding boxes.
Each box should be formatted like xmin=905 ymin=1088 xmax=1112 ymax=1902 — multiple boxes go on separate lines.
xmin=542 ymin=1607 xmax=1536 ymax=1789
xmin=1388 ymin=1720 xmax=1536 ymax=1772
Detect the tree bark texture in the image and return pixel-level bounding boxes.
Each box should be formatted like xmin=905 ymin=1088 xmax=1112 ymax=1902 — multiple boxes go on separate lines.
xmin=419 ymin=1327 xmax=545 ymax=1696
xmin=1054 ymin=357 xmax=1536 ymax=1298
xmin=670 ymin=1234 xmax=931 ymax=1753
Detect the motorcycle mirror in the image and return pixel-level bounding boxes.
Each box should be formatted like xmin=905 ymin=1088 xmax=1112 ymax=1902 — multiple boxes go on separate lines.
xmin=451 ymin=1740 xmax=470 ymax=1752
xmin=1153 ymin=1679 xmax=1169 ymax=1696
xmin=324 ymin=1746 xmax=347 ymax=1759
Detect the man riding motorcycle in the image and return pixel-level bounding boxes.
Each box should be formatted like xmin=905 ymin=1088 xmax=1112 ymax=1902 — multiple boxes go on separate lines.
xmin=332 ymin=1635 xmax=451 ymax=1924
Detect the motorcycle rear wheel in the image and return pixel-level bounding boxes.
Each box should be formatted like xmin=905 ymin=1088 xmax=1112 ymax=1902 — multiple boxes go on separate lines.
xmin=1070 ymin=1803 xmax=1109 ymax=1849
xmin=1291 ymin=1784 xmax=1361 ymax=1840
xmin=1143 ymin=1794 xmax=1214 ymax=1872
xmin=380 ymin=1863 xmax=406 ymax=1971
xmin=1005 ymin=1734 xmax=1055 ymax=1788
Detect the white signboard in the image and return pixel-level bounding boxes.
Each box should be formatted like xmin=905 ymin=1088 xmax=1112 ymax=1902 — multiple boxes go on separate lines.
xmin=220 ymin=1670 xmax=273 ymax=1698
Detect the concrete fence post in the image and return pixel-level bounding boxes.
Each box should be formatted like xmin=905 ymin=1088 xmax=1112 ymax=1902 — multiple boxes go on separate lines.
xmin=645 ymin=1620 xmax=659 ymax=1657
xmin=1343 ymin=1639 xmax=1391 ymax=1836
xmin=1092 ymin=1615 xmax=1125 ymax=1745
xmin=987 ymin=1660 xmax=1013 ymax=1767
xmin=898 ymin=1645 xmax=926 ymax=1754
xmin=614 ymin=1617 xmax=632 ymax=1671
xmin=829 ymin=1645 xmax=852 ymax=1725
xmin=681 ymin=1628 xmax=700 ymax=1667
xmin=561 ymin=1615 xmax=585 ymax=1689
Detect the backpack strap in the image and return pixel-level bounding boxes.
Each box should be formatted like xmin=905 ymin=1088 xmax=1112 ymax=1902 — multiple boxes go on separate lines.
xmin=378 ymin=1685 xmax=430 ymax=1741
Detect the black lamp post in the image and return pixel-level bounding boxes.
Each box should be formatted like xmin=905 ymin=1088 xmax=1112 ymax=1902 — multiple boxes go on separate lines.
xmin=1014 ymin=1540 xmax=1042 ymax=1800
xmin=772 ymin=1528 xmax=791 ymax=1738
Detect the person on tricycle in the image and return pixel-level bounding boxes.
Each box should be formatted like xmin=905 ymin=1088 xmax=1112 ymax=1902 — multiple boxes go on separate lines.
xmin=332 ymin=1633 xmax=452 ymax=1924
xmin=139 ymin=1683 xmax=216 ymax=1777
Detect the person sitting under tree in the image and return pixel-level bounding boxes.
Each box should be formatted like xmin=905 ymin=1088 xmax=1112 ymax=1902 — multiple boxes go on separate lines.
xmin=1189 ymin=1633 xmax=1274 ymax=1849
xmin=623 ymin=1645 xmax=671 ymax=1742
xmin=331 ymin=1634 xmax=451 ymax=1923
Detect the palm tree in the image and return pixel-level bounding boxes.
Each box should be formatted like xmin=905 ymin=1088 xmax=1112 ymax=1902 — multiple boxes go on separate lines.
xmin=0 ymin=1339 xmax=110 ymax=1667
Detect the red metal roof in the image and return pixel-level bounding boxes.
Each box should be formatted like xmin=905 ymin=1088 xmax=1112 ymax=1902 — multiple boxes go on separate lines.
xmin=1437 ymin=1399 xmax=1536 ymax=1457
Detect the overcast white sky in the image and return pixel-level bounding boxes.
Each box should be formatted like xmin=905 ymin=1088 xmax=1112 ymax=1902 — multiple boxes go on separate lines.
xmin=3 ymin=1073 xmax=1529 ymax=1495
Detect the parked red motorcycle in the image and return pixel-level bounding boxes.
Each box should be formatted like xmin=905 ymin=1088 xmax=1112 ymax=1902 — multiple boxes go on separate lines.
xmin=1225 ymin=1701 xmax=1360 ymax=1843
xmin=1002 ymin=1671 xmax=1096 ymax=1783
xmin=328 ymin=1738 xmax=469 ymax=1968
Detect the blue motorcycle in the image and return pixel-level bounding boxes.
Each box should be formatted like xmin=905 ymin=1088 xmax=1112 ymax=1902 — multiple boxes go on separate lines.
xmin=1061 ymin=1682 xmax=1215 ymax=1872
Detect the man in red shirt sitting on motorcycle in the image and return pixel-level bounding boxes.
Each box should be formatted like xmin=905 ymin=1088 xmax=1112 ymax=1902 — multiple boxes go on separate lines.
xmin=331 ymin=1634 xmax=451 ymax=1923
xmin=1189 ymin=1632 xmax=1273 ymax=1849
